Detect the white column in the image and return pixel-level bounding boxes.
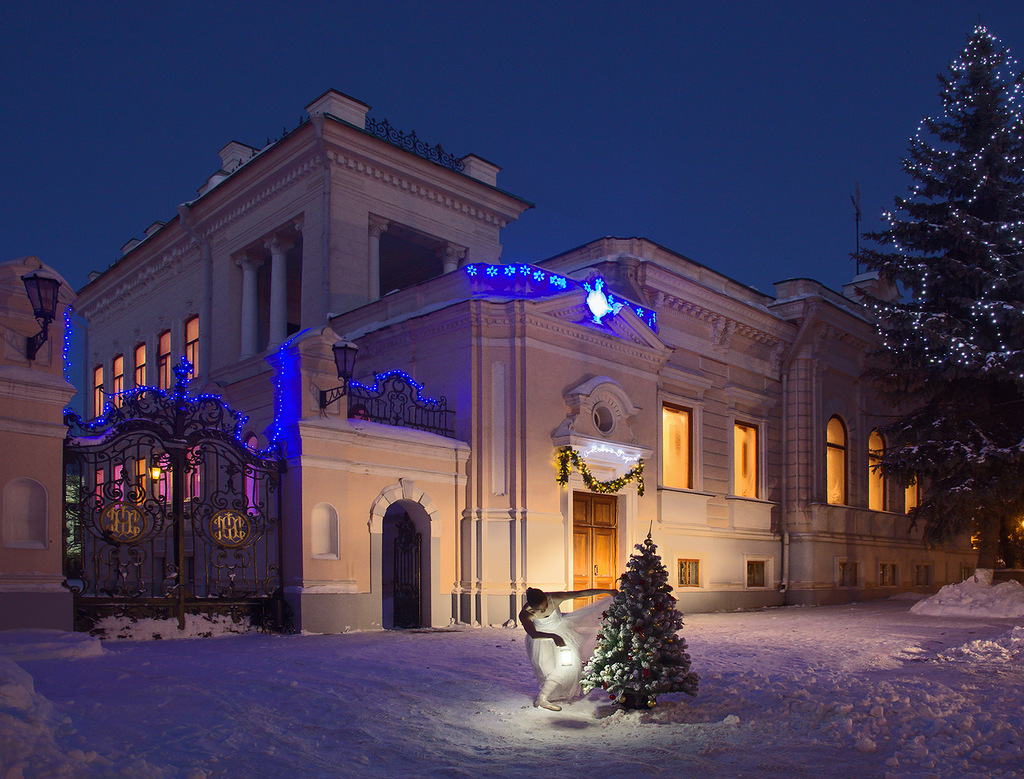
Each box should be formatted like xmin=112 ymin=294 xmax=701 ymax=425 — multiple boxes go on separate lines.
xmin=235 ymin=252 xmax=263 ymax=357
xmin=265 ymin=236 xmax=292 ymax=348
xmin=368 ymin=215 xmax=389 ymax=300
xmin=442 ymin=243 xmax=466 ymax=274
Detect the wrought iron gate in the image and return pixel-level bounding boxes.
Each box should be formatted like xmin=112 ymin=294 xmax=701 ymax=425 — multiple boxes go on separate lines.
xmin=63 ymin=360 xmax=286 ymax=632
xmin=392 ymin=513 xmax=422 ymax=629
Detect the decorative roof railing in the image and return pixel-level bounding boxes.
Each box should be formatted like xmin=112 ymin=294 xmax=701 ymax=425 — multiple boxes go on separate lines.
xmin=364 ymin=116 xmax=465 ymax=173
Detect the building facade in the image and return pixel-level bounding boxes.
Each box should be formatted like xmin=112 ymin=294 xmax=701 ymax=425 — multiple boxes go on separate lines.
xmin=73 ymin=90 xmax=974 ymax=632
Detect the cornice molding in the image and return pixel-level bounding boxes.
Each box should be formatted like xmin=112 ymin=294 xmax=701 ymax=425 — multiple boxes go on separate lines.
xmin=327 ymin=147 xmax=511 ymax=228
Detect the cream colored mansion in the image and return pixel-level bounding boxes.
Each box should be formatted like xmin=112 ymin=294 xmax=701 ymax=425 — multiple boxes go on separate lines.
xmin=74 ymin=89 xmax=974 ymax=632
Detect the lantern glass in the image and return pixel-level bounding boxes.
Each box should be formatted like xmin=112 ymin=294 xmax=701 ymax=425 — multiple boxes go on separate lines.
xmin=332 ymin=339 xmax=358 ymax=381
xmin=22 ymin=271 xmax=61 ymax=322
xmin=559 ymin=646 xmax=573 ymax=666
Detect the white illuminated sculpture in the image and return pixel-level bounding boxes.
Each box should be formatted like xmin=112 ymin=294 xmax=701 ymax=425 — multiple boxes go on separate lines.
xmin=585 ymin=278 xmax=622 ymax=324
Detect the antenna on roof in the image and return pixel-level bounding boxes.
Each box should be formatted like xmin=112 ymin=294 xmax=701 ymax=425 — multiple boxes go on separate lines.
xmin=850 ymin=183 xmax=862 ymax=274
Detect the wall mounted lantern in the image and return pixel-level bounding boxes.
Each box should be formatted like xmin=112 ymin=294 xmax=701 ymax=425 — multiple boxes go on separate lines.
xmin=22 ymin=271 xmax=61 ymax=360
xmin=319 ymin=339 xmax=359 ymax=410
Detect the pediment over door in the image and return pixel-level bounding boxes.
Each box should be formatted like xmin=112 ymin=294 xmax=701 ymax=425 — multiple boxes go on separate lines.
xmin=552 ymin=376 xmax=653 ymax=480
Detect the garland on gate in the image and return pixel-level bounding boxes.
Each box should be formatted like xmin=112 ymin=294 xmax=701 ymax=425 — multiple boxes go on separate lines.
xmin=556 ymin=446 xmax=644 ymax=496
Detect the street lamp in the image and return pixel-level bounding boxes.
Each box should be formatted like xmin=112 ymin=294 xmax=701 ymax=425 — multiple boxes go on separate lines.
xmin=319 ymin=339 xmax=359 ymax=410
xmin=22 ymin=271 xmax=61 ymax=360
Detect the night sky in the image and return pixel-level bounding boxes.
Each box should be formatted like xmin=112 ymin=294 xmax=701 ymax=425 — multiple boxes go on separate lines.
xmin=4 ymin=2 xmax=1024 ymax=298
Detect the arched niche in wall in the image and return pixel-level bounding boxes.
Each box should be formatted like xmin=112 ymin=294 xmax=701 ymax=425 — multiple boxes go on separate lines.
xmin=3 ymin=477 xmax=48 ymax=549
xmin=310 ymin=502 xmax=340 ymax=559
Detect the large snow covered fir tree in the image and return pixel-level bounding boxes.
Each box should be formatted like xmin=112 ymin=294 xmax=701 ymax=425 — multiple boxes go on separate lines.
xmin=860 ymin=25 xmax=1024 ymax=569
xmin=581 ymin=533 xmax=698 ymax=709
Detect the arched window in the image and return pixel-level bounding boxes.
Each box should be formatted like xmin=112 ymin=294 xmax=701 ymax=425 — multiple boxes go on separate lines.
xmin=826 ymin=416 xmax=847 ymax=505
xmin=868 ymin=430 xmax=886 ymax=511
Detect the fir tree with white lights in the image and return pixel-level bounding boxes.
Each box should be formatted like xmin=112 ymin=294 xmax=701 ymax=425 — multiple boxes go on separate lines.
xmin=581 ymin=533 xmax=698 ymax=709
xmin=859 ymin=25 xmax=1024 ymax=569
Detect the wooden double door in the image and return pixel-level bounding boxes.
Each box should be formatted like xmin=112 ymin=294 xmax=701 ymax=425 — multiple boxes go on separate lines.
xmin=572 ymin=493 xmax=618 ymax=607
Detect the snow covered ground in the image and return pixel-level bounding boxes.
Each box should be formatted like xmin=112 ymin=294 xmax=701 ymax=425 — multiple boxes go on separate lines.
xmin=3 ymin=578 xmax=1024 ymax=778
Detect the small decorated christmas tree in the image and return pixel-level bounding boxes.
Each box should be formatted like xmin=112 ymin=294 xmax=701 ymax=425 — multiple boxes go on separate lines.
xmin=582 ymin=533 xmax=699 ymax=709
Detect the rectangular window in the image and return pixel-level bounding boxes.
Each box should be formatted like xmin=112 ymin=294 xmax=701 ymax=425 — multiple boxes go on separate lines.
xmin=184 ymin=316 xmax=199 ymax=379
xmin=92 ymin=365 xmax=104 ymax=418
xmin=838 ymin=561 xmax=858 ymax=587
xmin=112 ymin=355 xmax=124 ymax=407
xmin=961 ymin=565 xmax=973 ymax=582
xmin=662 ymin=404 xmax=692 ymax=489
xmin=879 ymin=562 xmax=897 ymax=587
xmin=746 ymin=560 xmax=766 ymax=588
xmin=134 ymin=343 xmax=147 ymax=388
xmin=678 ymin=559 xmax=700 ymax=587
xmin=733 ymin=422 xmax=759 ymax=498
xmin=157 ymin=330 xmax=171 ymax=389
xmin=914 ymin=564 xmax=932 ymax=586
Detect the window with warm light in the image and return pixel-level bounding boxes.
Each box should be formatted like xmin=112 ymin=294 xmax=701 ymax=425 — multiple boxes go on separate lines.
xmin=111 ymin=355 xmax=124 ymax=407
xmin=157 ymin=330 xmax=171 ymax=389
xmin=134 ymin=343 xmax=146 ymax=387
xmin=678 ymin=559 xmax=699 ymax=587
xmin=905 ymin=478 xmax=919 ymax=513
xmin=826 ymin=416 xmax=847 ymax=505
xmin=184 ymin=316 xmax=199 ymax=379
xmin=868 ymin=430 xmax=885 ymax=511
xmin=733 ymin=421 xmax=758 ymax=498
xmin=92 ymin=365 xmax=104 ymax=418
xmin=662 ymin=404 xmax=692 ymax=489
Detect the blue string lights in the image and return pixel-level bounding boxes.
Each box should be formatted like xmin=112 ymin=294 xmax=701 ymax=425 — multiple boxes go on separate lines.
xmin=463 ymin=262 xmax=657 ymax=331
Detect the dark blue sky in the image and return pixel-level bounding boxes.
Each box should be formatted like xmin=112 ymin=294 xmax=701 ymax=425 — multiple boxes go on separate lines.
xmin=4 ymin=2 xmax=1023 ymax=298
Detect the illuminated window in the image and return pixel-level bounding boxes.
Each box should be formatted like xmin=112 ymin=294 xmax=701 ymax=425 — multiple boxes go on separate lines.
xmin=157 ymin=330 xmax=171 ymax=389
xmin=92 ymin=365 xmax=104 ymax=418
xmin=879 ymin=562 xmax=897 ymax=587
xmin=961 ymin=565 xmax=973 ymax=581
xmin=134 ymin=343 xmax=146 ymax=387
xmin=111 ymin=355 xmax=124 ymax=407
xmin=826 ymin=416 xmax=847 ymax=505
xmin=678 ymin=559 xmax=699 ymax=587
xmin=868 ymin=430 xmax=885 ymax=511
xmin=662 ymin=404 xmax=692 ymax=489
xmin=838 ymin=561 xmax=858 ymax=587
xmin=905 ymin=478 xmax=919 ymax=513
xmin=746 ymin=560 xmax=767 ymax=588
xmin=184 ymin=316 xmax=199 ymax=379
xmin=733 ymin=421 xmax=758 ymax=498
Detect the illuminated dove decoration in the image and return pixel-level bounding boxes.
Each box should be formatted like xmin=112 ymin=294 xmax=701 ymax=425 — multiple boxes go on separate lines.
xmin=585 ymin=278 xmax=623 ymax=324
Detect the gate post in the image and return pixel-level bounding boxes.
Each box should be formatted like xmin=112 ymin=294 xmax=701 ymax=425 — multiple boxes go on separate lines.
xmin=0 ymin=258 xmax=77 ymax=630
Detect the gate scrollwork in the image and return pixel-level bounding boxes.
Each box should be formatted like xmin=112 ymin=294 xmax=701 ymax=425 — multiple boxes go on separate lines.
xmin=63 ymin=358 xmax=286 ymax=632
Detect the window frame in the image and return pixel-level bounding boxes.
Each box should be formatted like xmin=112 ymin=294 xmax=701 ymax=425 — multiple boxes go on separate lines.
xmin=732 ymin=420 xmax=760 ymax=499
xmin=677 ymin=558 xmax=700 ymax=588
xmin=134 ymin=343 xmax=147 ymax=388
xmin=184 ymin=316 xmax=199 ymax=379
xmin=745 ymin=557 xmax=770 ymax=589
xmin=661 ymin=403 xmax=694 ymax=490
xmin=826 ymin=415 xmax=848 ymax=506
xmin=867 ymin=429 xmax=886 ymax=511
xmin=878 ymin=561 xmax=898 ymax=587
xmin=837 ymin=559 xmax=859 ymax=587
xmin=111 ymin=354 xmax=124 ymax=407
xmin=157 ymin=330 xmax=171 ymax=389
xmin=92 ymin=365 xmax=104 ymax=418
